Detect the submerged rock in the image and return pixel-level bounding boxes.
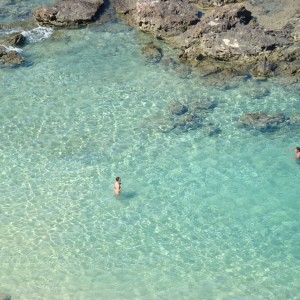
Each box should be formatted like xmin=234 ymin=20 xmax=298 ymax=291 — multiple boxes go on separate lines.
xmin=240 ymin=112 xmax=286 ymax=132
xmin=34 ymin=0 xmax=104 ymax=27
xmin=166 ymin=98 xmax=218 ymax=133
xmin=173 ymin=113 xmax=203 ymax=131
xmin=141 ymin=43 xmax=162 ymax=63
xmin=168 ymin=102 xmax=189 ymax=115
xmin=206 ymin=126 xmax=222 ymax=136
xmin=188 ymin=100 xmax=217 ymax=112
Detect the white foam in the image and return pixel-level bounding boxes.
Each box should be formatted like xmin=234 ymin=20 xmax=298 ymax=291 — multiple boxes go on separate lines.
xmin=21 ymin=26 xmax=53 ymax=43
xmin=2 ymin=45 xmax=23 ymax=53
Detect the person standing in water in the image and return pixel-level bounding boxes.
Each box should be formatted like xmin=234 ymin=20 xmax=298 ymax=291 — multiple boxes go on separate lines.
xmin=114 ymin=177 xmax=122 ymax=196
xmin=295 ymin=147 xmax=300 ymax=160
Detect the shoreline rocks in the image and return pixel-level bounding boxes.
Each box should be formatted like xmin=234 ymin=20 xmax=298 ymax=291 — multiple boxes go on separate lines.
xmin=112 ymin=0 xmax=300 ymax=80
xmin=0 ymin=0 xmax=299 ymax=82
xmin=135 ymin=0 xmax=200 ymax=38
xmin=0 ymin=33 xmax=26 ymax=65
xmin=34 ymin=0 xmax=105 ymax=28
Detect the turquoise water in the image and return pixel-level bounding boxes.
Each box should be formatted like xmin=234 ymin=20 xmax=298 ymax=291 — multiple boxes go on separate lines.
xmin=1 ymin=4 xmax=300 ymax=300
xmin=0 ymin=0 xmax=54 ymax=24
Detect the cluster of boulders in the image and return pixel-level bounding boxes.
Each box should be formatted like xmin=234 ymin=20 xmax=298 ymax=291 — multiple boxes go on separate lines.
xmin=112 ymin=0 xmax=300 ymax=79
xmin=160 ymin=98 xmax=221 ymax=135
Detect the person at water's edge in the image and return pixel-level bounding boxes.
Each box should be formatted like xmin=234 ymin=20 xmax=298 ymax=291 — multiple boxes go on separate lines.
xmin=114 ymin=177 xmax=122 ymax=196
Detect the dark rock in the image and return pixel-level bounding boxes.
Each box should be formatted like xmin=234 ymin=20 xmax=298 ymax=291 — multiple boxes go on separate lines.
xmin=240 ymin=112 xmax=286 ymax=132
xmin=210 ymin=4 xmax=253 ymax=29
xmin=0 ymin=46 xmax=24 ymax=65
xmin=7 ymin=33 xmax=26 ymax=47
xmin=166 ymin=97 xmax=218 ymax=133
xmin=141 ymin=43 xmax=162 ymax=63
xmin=34 ymin=0 xmax=104 ymax=27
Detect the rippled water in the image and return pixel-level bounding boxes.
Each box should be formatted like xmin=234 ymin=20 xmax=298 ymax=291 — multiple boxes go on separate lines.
xmin=1 ymin=1 xmax=300 ymax=300
xmin=0 ymin=0 xmax=54 ymax=24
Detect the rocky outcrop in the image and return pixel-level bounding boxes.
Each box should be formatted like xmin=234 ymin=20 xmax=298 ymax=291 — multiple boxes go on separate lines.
xmin=34 ymin=0 xmax=104 ymax=27
xmin=135 ymin=0 xmax=200 ymax=38
xmin=177 ymin=4 xmax=292 ymax=63
xmin=2 ymin=0 xmax=299 ymax=78
xmin=112 ymin=0 xmax=300 ymax=79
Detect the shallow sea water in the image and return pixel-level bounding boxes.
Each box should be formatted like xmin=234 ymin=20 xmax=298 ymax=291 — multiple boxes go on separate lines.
xmin=1 ymin=2 xmax=300 ymax=300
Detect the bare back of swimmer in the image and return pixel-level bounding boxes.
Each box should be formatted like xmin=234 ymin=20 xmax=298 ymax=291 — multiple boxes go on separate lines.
xmin=295 ymin=147 xmax=300 ymax=160
xmin=114 ymin=177 xmax=122 ymax=195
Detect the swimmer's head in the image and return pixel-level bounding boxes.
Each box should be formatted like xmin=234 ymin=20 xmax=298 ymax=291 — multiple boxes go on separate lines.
xmin=296 ymin=147 xmax=300 ymax=152
xmin=116 ymin=177 xmax=121 ymax=182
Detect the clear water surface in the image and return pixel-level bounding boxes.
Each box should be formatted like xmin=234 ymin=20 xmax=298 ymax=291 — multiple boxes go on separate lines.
xmin=0 ymin=1 xmax=300 ymax=300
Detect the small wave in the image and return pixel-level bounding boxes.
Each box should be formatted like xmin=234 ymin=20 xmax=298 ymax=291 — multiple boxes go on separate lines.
xmin=21 ymin=26 xmax=53 ymax=43
xmin=1 ymin=29 xmax=20 ymax=35
xmin=1 ymin=45 xmax=23 ymax=53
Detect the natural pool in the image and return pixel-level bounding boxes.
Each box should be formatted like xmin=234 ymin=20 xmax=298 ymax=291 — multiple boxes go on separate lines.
xmin=1 ymin=2 xmax=300 ymax=299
